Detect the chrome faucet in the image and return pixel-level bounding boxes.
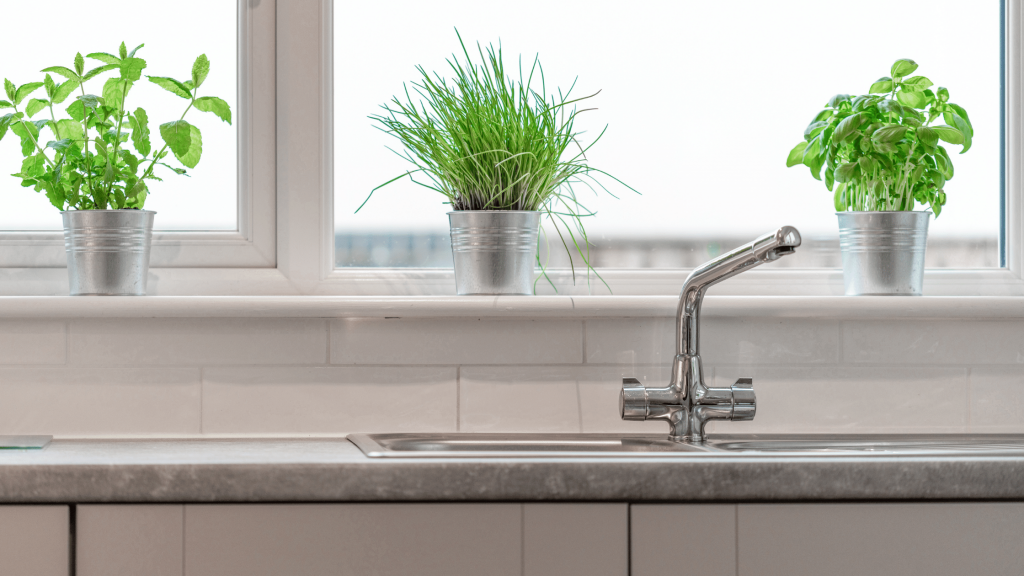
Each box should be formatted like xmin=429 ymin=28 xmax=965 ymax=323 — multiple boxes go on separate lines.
xmin=619 ymin=226 xmax=802 ymax=443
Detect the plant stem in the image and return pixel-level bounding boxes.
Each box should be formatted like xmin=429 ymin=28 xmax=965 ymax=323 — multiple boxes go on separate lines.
xmin=139 ymin=99 xmax=194 ymax=182
xmin=77 ymin=83 xmax=96 ymax=206
xmin=12 ymin=105 xmax=56 ymax=170
xmin=108 ymin=78 xmax=131 ymax=200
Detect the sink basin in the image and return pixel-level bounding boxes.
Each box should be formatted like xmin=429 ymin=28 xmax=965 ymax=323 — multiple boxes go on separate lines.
xmin=348 ymin=433 xmax=1024 ymax=458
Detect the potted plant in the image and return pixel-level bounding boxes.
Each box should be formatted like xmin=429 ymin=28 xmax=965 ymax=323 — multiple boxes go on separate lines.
xmin=361 ymin=33 xmax=634 ymax=295
xmin=1 ymin=42 xmax=232 ymax=295
xmin=786 ymin=59 xmax=972 ymax=295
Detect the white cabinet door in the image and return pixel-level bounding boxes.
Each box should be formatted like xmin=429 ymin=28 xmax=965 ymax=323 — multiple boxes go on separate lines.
xmin=183 ymin=503 xmax=521 ymax=576
xmin=631 ymin=504 xmax=737 ymax=576
xmin=76 ymin=505 xmax=183 ymax=576
xmin=0 ymin=505 xmax=68 ymax=576
xmin=524 ymin=503 xmax=628 ymax=576
xmin=738 ymin=503 xmax=1024 ymax=576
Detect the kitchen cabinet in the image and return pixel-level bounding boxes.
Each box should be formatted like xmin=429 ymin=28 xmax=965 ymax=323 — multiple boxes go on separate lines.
xmin=0 ymin=506 xmax=69 ymax=576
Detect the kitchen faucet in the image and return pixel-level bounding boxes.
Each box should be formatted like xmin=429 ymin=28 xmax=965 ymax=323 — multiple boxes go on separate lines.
xmin=619 ymin=226 xmax=802 ymax=442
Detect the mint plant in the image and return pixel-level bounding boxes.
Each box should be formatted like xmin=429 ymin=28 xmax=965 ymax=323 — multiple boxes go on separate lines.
xmin=0 ymin=42 xmax=231 ymax=211
xmin=786 ymin=59 xmax=972 ymax=216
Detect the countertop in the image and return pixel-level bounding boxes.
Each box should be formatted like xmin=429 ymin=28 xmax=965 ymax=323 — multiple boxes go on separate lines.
xmin=1 ymin=438 xmax=1023 ymax=503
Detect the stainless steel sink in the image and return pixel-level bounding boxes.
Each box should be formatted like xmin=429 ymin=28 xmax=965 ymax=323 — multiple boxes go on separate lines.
xmin=348 ymin=433 xmax=1024 ymax=458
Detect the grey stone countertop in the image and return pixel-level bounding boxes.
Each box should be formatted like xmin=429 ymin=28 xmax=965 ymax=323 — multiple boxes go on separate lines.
xmin=1 ymin=438 xmax=1023 ymax=503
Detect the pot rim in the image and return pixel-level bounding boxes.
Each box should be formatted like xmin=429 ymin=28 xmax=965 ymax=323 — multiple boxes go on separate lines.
xmin=835 ymin=210 xmax=932 ymax=216
xmin=447 ymin=210 xmax=540 ymax=215
xmin=61 ymin=209 xmax=157 ymax=215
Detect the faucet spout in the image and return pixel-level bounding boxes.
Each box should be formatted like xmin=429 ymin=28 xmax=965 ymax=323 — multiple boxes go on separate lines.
xmin=620 ymin=226 xmax=801 ymax=443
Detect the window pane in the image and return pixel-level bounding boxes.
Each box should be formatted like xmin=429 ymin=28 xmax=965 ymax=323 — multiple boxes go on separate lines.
xmin=334 ymin=0 xmax=1000 ymax=269
xmin=0 ymin=0 xmax=237 ymax=231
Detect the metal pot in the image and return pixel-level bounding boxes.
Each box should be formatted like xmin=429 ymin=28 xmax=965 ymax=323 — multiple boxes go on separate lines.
xmin=836 ymin=211 xmax=930 ymax=296
xmin=61 ymin=210 xmax=156 ymax=296
xmin=448 ymin=211 xmax=540 ymax=295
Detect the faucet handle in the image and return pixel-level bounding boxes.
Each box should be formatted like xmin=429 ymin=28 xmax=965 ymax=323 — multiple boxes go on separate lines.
xmin=731 ymin=378 xmax=756 ymax=420
xmin=620 ymin=378 xmax=648 ymax=420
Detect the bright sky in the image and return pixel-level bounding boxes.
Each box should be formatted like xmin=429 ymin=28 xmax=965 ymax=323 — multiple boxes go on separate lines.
xmin=334 ymin=0 xmax=1001 ymax=241
xmin=0 ymin=0 xmax=237 ymax=231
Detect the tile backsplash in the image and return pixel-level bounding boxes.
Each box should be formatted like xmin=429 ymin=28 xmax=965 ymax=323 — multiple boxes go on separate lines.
xmin=1 ymin=314 xmax=1021 ymax=437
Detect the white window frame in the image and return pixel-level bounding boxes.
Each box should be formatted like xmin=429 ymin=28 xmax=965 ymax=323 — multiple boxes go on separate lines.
xmin=0 ymin=0 xmax=1020 ymax=297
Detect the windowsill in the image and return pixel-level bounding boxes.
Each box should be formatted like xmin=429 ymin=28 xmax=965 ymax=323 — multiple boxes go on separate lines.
xmin=0 ymin=295 xmax=1022 ymax=319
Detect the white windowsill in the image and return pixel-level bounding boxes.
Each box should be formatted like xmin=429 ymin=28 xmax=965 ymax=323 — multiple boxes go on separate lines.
xmin=0 ymin=295 xmax=1022 ymax=320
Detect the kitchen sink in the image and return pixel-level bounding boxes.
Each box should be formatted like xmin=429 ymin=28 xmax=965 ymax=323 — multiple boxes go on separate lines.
xmin=348 ymin=433 xmax=1024 ymax=458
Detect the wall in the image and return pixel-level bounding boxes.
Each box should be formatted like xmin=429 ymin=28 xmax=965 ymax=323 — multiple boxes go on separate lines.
xmin=1 ymin=303 xmax=1021 ymax=438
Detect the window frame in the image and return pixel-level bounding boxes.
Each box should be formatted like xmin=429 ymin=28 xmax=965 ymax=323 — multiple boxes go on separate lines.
xmin=0 ymin=0 xmax=1019 ymax=297
xmin=0 ymin=0 xmax=276 ymax=274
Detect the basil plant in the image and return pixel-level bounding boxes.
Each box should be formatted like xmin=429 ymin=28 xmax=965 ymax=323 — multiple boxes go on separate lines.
xmin=0 ymin=42 xmax=231 ymax=211
xmin=786 ymin=59 xmax=972 ymax=217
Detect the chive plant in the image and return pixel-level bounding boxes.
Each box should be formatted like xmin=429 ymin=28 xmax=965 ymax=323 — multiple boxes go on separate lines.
xmin=362 ymin=32 xmax=635 ymax=290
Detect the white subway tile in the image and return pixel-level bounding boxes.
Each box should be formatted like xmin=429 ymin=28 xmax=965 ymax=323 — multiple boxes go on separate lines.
xmin=970 ymin=366 xmax=1024 ymax=432
xmin=331 ymin=318 xmax=582 ymax=365
xmin=712 ymin=366 xmax=967 ymax=434
xmin=843 ymin=320 xmax=1024 ymax=365
xmin=460 ymin=366 xmax=581 ymax=432
xmin=0 ymin=320 xmax=65 ymax=365
xmin=70 ymin=318 xmax=327 ymax=365
xmin=203 ymin=366 xmax=457 ymax=434
xmin=0 ymin=367 xmax=200 ymax=436
xmin=585 ymin=318 xmax=839 ymax=365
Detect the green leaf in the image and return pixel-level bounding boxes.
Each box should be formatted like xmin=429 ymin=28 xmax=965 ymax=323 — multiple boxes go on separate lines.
xmin=119 ymin=57 xmax=146 ymax=82
xmin=948 ymin=114 xmax=972 ymax=153
xmin=160 ymin=119 xmax=193 ymax=159
xmin=118 ymin=42 xmax=128 ymax=60
xmin=41 ymin=66 xmax=80 ymax=82
xmin=76 ymin=94 xmax=103 ymax=110
xmin=813 ymin=109 xmax=834 ymax=122
xmin=120 ymin=150 xmax=139 ymax=175
xmin=852 ymin=95 xmax=880 ymax=112
xmin=871 ymin=125 xmax=908 ymax=144
xmin=807 ymin=152 xmax=824 ymax=181
xmin=127 ymin=43 xmax=145 ymax=59
xmin=869 ymin=77 xmax=893 ymax=94
xmin=52 ymin=79 xmax=79 ymax=105
xmin=11 ymin=118 xmax=39 ymax=156
xmin=877 ymin=99 xmax=903 ymax=116
xmin=131 ymin=108 xmax=151 ymax=157
xmin=20 ymin=154 xmax=45 ymax=178
xmin=87 ymin=52 xmax=121 ymax=65
xmin=827 ymin=94 xmax=851 ymax=108
xmin=873 ymin=141 xmax=898 ymax=154
xmin=14 ymin=82 xmax=44 ymax=106
xmin=832 ymin=113 xmax=864 ymax=143
xmin=928 ymin=170 xmax=945 ymax=190
xmin=937 ymin=87 xmax=950 ymax=103
xmin=83 ymin=64 xmax=119 ymax=82
xmin=834 ymin=162 xmax=858 ymax=183
xmin=825 ymin=166 xmax=835 ymax=191
xmin=176 ymin=124 xmax=202 ymax=169
xmin=935 ymin=146 xmax=954 ymax=179
xmin=43 ymin=74 xmax=56 ymax=99
xmin=931 ymin=125 xmax=964 ymax=145
xmin=192 ymin=54 xmax=210 ymax=89
xmin=896 ymin=90 xmax=927 ymax=109
xmin=193 ymin=96 xmax=231 ymax=124
xmin=66 ymin=99 xmax=85 ymax=122
xmin=74 ymin=53 xmax=85 ymax=76
xmin=916 ymin=126 xmax=939 ymax=147
xmin=900 ymin=76 xmax=933 ymax=91
xmin=0 ymin=101 xmax=12 ymax=109
xmin=803 ymin=120 xmax=827 ymax=142
xmin=890 ymin=58 xmax=919 ymax=78
xmin=948 ymin=103 xmax=973 ymax=136
xmin=46 ymin=138 xmax=73 ymax=152
xmin=25 ymin=98 xmax=48 ymax=118
xmin=102 ymin=78 xmax=131 ymax=112
xmin=3 ymin=79 xmax=14 ymax=102
xmin=802 ymin=134 xmax=822 ymax=168
xmin=54 ymin=119 xmax=84 ymax=145
xmin=44 ymin=184 xmax=65 ymax=210
xmin=146 ymin=76 xmax=191 ymax=99
xmin=786 ymin=142 xmax=807 ymax=167
xmin=834 ymin=184 xmax=847 ymax=211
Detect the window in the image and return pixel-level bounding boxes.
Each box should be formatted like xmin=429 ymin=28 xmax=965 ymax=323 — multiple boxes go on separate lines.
xmin=333 ymin=0 xmax=1003 ymax=275
xmin=0 ymin=0 xmax=275 ymax=272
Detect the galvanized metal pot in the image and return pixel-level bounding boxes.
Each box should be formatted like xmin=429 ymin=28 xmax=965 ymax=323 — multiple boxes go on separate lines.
xmin=448 ymin=211 xmax=540 ymax=295
xmin=837 ymin=211 xmax=930 ymax=296
xmin=62 ymin=210 xmax=156 ymax=296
